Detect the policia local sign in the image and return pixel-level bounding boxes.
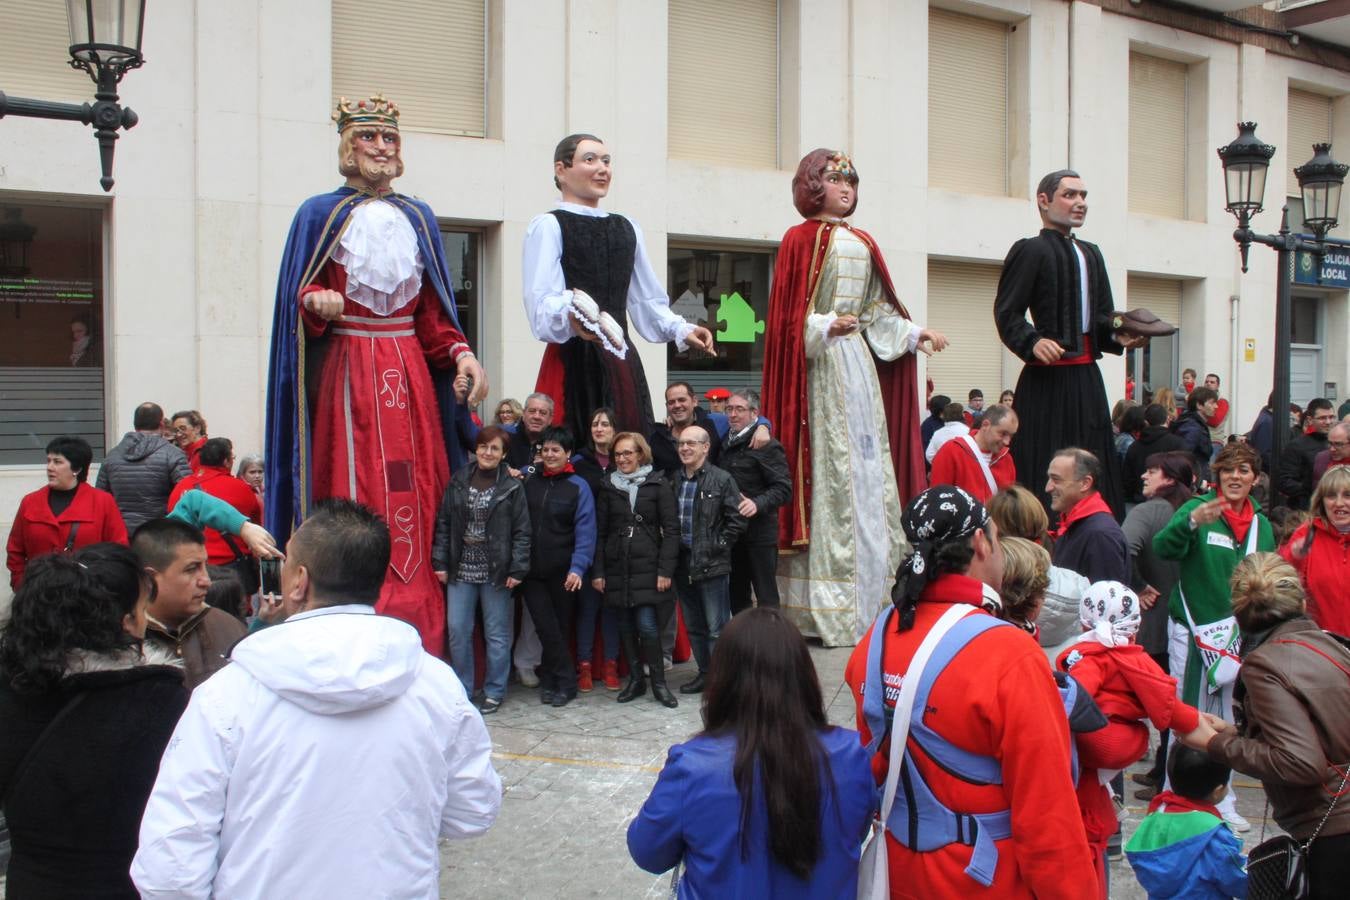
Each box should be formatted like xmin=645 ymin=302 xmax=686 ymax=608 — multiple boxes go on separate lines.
xmin=1295 ymin=239 xmax=1350 ymax=289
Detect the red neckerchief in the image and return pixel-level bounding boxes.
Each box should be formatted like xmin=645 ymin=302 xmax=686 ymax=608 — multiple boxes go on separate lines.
xmin=1219 ymin=497 xmax=1254 ymax=544
xmin=1052 ymin=491 xmax=1112 ymax=538
xmin=541 ymin=462 xmax=576 ymax=479
xmin=1146 ymin=790 xmax=1222 ymax=819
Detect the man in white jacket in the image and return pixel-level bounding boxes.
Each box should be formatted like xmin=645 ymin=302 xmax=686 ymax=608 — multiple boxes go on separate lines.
xmin=131 ymin=498 xmax=502 ymax=899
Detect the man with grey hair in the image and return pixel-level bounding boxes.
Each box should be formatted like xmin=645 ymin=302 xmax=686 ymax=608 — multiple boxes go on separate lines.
xmin=718 ymin=388 xmax=791 ymax=614
xmin=1045 ymin=447 xmax=1127 ymax=585
xmin=673 ymin=425 xmax=745 ymax=693
xmin=507 ymin=392 xmax=555 ymax=476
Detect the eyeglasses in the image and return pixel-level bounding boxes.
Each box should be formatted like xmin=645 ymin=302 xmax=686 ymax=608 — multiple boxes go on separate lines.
xmin=723 ymin=404 xmax=751 ymax=413
xmin=677 ymin=439 xmax=707 ymax=447
xmin=1331 ymin=441 xmax=1350 ymax=449
xmin=614 ymin=449 xmax=637 ymax=458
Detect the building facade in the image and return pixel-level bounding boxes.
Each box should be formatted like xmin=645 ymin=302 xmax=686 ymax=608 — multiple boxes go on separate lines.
xmin=4 ymin=0 xmax=1350 ymax=603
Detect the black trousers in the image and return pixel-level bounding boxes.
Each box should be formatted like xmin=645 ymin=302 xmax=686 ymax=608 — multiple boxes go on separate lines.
xmin=522 ymin=577 xmax=577 ymax=694
xmin=730 ymin=539 xmax=779 ymax=615
xmin=1309 ymin=831 xmax=1350 ymax=899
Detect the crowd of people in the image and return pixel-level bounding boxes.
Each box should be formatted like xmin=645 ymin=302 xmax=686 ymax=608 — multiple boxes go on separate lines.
xmin=4 ymin=106 xmax=1350 ymax=897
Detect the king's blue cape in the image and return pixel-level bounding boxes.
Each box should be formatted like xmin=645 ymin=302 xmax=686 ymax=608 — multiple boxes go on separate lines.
xmin=264 ymin=187 xmax=469 ymax=545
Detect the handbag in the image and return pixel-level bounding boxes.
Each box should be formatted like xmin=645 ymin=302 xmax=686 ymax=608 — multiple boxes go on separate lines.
xmin=1246 ymin=764 xmax=1349 ymax=900
xmin=857 ymin=604 xmax=976 ymax=900
xmin=1246 ymin=635 xmax=1350 ymax=899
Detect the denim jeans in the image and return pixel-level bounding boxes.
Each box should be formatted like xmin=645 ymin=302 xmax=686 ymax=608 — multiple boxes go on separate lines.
xmin=674 ymin=557 xmax=730 ymax=674
xmin=620 ymin=599 xmax=675 ymax=642
xmin=575 ymin=581 xmax=619 ymax=662
xmin=447 ymin=580 xmax=513 ymax=701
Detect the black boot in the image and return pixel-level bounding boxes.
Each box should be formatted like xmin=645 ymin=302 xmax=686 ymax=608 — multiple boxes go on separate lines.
xmin=643 ymin=636 xmax=678 ymax=708
xmin=617 ymin=630 xmax=646 ymax=703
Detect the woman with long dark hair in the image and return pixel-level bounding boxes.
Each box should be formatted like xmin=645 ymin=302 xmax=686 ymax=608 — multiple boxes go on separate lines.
xmin=0 ymin=543 xmax=188 ymax=898
xmin=627 ymin=608 xmax=874 ymax=896
xmin=1123 ymin=450 xmax=1195 ymax=800
xmin=571 ymin=406 xmax=622 ymax=691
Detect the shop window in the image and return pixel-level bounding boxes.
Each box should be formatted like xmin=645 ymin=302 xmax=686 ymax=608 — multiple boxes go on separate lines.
xmin=666 ymin=245 xmax=774 ymax=397
xmin=0 ymin=202 xmax=105 ymax=465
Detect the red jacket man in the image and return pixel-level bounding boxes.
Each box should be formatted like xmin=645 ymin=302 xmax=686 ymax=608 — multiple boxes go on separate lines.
xmin=928 ymin=405 xmax=1018 ymax=502
xmin=845 ymin=486 xmax=1095 ymax=899
xmin=167 ymin=438 xmax=262 ymax=565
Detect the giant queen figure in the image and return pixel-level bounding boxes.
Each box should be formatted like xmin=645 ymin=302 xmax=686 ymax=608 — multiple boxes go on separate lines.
xmin=762 ymin=150 xmax=947 ymax=646
xmin=265 ymin=95 xmax=487 ymax=655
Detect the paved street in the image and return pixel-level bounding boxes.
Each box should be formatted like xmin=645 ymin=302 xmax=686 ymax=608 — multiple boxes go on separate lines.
xmin=440 ymin=645 xmax=1274 ymax=899
xmin=0 ymin=643 xmax=1273 ymax=899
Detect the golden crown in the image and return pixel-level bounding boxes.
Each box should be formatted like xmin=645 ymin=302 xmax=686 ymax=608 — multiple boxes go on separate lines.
xmin=333 ymin=94 xmax=400 ymax=133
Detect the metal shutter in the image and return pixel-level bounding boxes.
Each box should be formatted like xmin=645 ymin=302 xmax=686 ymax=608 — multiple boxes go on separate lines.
xmin=929 ymin=8 xmax=1008 ymax=197
xmin=1287 ymin=88 xmax=1333 ymax=197
xmin=0 ymin=2 xmax=97 ymax=103
xmin=925 ymin=260 xmax=1005 ymax=402
xmin=333 ymin=0 xmax=486 ymax=137
xmin=1128 ymin=53 xmax=1187 ymax=219
xmin=1126 ymin=275 xmax=1182 ymax=327
xmin=669 ymin=0 xmax=778 ymax=168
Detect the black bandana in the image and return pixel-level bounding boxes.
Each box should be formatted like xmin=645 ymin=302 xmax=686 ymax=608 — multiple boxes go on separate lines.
xmin=895 ymin=486 xmax=989 ymax=608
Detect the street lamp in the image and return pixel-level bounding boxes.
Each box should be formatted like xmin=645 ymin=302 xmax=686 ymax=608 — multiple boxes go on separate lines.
xmin=1217 ymin=122 xmax=1348 ymax=500
xmin=0 ymin=0 xmax=146 ymax=191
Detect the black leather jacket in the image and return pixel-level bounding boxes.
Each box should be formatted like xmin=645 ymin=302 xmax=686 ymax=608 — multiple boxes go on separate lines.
xmin=431 ymin=464 xmax=531 ymax=586
xmin=671 ymin=464 xmax=746 ymax=581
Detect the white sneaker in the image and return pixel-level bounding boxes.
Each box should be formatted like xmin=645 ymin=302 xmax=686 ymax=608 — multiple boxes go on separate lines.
xmin=516 ymin=667 xmax=539 ymax=688
xmin=1222 ymin=809 xmax=1251 ymax=833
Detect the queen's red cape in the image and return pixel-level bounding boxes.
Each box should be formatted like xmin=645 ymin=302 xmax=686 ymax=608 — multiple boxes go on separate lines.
xmin=761 ymin=219 xmax=926 ymax=551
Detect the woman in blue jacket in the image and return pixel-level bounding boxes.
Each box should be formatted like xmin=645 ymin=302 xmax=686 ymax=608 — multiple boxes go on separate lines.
xmin=627 ymin=607 xmax=875 ymax=897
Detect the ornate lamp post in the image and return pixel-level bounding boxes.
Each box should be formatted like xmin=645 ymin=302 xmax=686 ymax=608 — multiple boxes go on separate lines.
xmin=1218 ymin=122 xmax=1348 ymax=498
xmin=0 ymin=0 xmax=146 ymax=191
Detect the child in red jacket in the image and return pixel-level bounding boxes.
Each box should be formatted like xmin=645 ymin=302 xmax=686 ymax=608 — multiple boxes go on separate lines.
xmin=1056 ymin=580 xmax=1201 ymax=899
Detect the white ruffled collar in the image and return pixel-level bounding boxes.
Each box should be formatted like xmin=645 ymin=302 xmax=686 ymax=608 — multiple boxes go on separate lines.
xmin=333 ymin=199 xmax=424 ymax=316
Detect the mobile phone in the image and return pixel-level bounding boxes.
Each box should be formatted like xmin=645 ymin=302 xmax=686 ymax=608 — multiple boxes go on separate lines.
xmin=258 ymin=558 xmax=282 ymax=597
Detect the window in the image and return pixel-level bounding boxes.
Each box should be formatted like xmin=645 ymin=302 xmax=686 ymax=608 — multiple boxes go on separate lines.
xmin=332 ymin=0 xmax=486 ymax=137
xmin=1128 ymin=53 xmax=1187 ymax=219
xmin=1288 ymin=88 xmax=1333 ymax=198
xmin=0 ymin=1 xmax=95 ymax=104
xmin=669 ymin=0 xmax=778 ymax=168
xmin=925 ymin=261 xmax=1006 ymax=401
xmin=1125 ymin=275 xmax=1182 ymax=402
xmin=438 ymin=227 xmax=481 ymax=362
xmin=929 ymin=8 xmax=1008 ymax=196
xmin=666 ymin=244 xmax=775 ymax=395
xmin=0 ymin=202 xmax=106 ymax=465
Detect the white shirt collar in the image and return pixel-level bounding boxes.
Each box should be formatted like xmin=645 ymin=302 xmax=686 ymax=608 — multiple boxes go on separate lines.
xmin=556 ymin=201 xmax=609 ymax=218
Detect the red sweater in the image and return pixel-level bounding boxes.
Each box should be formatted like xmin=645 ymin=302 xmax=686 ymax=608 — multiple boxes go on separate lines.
xmin=845 ymin=574 xmax=1095 ymax=899
xmin=1055 ymin=641 xmax=1199 ymax=854
xmin=1281 ymin=519 xmax=1350 ymax=637
xmin=183 ymin=437 xmax=207 ymax=474
xmin=928 ymin=432 xmax=1016 ymax=503
xmin=7 ymin=483 xmax=128 ymax=589
xmin=167 ymin=467 xmax=262 ymax=565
